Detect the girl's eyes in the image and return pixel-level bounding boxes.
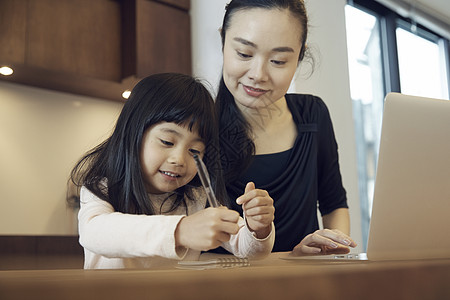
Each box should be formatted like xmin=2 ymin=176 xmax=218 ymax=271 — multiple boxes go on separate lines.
xmin=189 ymin=149 xmax=202 ymax=156
xmin=160 ymin=139 xmax=203 ymax=155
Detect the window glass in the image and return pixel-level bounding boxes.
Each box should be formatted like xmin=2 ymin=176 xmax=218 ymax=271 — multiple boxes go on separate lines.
xmin=345 ymin=5 xmax=385 ymax=249
xmin=396 ymin=26 xmax=449 ymax=99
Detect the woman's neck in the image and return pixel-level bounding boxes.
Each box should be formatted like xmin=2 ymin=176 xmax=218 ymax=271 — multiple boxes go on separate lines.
xmin=238 ymin=96 xmax=297 ymax=155
xmin=238 ymin=96 xmax=290 ymax=131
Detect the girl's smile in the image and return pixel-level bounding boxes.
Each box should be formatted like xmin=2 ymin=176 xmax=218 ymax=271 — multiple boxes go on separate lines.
xmin=160 ymin=170 xmax=180 ymax=179
xmin=140 ymin=122 xmax=205 ymax=194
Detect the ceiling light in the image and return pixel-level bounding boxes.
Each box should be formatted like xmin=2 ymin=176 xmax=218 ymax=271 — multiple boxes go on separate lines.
xmin=122 ymin=90 xmax=131 ymax=99
xmin=0 ymin=66 xmax=13 ymax=76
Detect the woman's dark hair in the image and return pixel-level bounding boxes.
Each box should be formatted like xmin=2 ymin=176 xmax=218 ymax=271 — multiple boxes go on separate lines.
xmin=216 ymin=0 xmax=310 ymax=183
xmin=220 ymin=0 xmax=309 ymax=62
xmin=70 ymin=73 xmax=226 ymax=214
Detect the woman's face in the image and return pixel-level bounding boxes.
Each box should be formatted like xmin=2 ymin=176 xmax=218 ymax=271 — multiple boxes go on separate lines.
xmin=222 ymin=8 xmax=303 ymax=110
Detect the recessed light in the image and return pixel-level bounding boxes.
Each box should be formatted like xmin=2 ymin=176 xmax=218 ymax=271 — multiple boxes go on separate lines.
xmin=0 ymin=66 xmax=13 ymax=76
xmin=122 ymin=90 xmax=131 ymax=99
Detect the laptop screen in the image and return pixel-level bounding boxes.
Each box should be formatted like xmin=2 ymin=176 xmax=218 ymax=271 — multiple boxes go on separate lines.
xmin=367 ymin=93 xmax=450 ymax=261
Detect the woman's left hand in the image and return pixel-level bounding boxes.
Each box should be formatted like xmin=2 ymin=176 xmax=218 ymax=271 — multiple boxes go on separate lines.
xmin=236 ymin=182 xmax=275 ymax=239
xmin=291 ymin=229 xmax=357 ymax=256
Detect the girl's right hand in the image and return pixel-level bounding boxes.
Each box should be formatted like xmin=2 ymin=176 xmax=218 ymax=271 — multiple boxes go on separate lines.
xmin=175 ymin=207 xmax=240 ymax=251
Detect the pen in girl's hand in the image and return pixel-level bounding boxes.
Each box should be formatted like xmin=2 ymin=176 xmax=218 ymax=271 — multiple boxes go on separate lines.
xmin=193 ymin=154 xmax=220 ymax=208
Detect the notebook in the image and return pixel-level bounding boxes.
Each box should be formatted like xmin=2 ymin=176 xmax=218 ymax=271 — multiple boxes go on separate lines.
xmin=283 ymin=92 xmax=450 ymax=262
xmin=177 ymin=256 xmax=250 ymax=270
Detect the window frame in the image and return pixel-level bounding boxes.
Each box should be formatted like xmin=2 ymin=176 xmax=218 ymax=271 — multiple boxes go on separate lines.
xmin=349 ymin=0 xmax=450 ymax=97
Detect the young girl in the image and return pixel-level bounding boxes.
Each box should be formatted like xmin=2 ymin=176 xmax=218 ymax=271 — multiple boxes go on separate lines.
xmin=71 ymin=73 xmax=275 ymax=269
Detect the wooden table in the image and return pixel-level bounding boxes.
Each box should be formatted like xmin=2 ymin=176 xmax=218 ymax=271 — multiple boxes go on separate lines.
xmin=1 ymin=252 xmax=449 ymax=300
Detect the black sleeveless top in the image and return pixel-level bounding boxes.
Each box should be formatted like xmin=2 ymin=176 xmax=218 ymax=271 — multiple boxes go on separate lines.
xmin=227 ymin=94 xmax=348 ymax=252
xmin=239 ymin=149 xmax=292 ymax=187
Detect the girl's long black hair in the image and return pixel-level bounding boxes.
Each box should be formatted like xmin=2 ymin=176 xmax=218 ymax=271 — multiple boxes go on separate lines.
xmin=216 ymin=0 xmax=310 ymax=183
xmin=70 ymin=73 xmax=226 ymax=214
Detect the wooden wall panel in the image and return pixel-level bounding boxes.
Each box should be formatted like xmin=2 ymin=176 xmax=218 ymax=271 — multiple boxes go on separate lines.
xmin=0 ymin=0 xmax=27 ymax=64
xmin=136 ymin=0 xmax=192 ymax=77
xmin=0 ymin=235 xmax=83 ymax=270
xmin=0 ymin=0 xmax=192 ymax=102
xmin=26 ymin=0 xmax=122 ymax=81
xmin=155 ymin=0 xmax=190 ymax=11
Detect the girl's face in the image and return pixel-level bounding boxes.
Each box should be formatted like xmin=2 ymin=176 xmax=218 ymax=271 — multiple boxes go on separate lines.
xmin=140 ymin=122 xmax=205 ymax=194
xmin=222 ymin=8 xmax=303 ymax=110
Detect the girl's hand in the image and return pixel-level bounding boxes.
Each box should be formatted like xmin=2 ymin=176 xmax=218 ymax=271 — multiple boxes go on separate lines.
xmin=236 ymin=182 xmax=275 ymax=239
xmin=291 ymin=229 xmax=357 ymax=256
xmin=175 ymin=207 xmax=240 ymax=251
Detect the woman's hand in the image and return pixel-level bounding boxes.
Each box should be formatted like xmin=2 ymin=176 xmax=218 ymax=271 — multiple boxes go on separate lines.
xmin=236 ymin=182 xmax=275 ymax=239
xmin=291 ymin=229 xmax=357 ymax=256
xmin=175 ymin=207 xmax=240 ymax=251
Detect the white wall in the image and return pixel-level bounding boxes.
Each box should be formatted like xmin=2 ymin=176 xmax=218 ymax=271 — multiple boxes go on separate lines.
xmin=190 ymin=0 xmax=228 ymax=95
xmin=191 ymin=0 xmax=363 ymax=251
xmin=0 ymin=81 xmax=123 ymax=235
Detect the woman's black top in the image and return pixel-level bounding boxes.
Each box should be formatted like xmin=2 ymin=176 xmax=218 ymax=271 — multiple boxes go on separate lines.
xmin=227 ymin=94 xmax=348 ymax=252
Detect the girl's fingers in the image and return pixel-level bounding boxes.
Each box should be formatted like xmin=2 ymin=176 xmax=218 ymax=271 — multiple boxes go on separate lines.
xmin=217 ymin=222 xmax=240 ymax=236
xmin=215 ymin=232 xmax=232 ymax=244
xmin=206 ymin=207 xmax=240 ymax=234
xmin=208 ymin=207 xmax=240 ymax=223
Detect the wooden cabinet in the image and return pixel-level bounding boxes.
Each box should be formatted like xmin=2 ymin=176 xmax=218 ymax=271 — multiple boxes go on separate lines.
xmin=122 ymin=0 xmax=191 ymax=79
xmin=0 ymin=1 xmax=27 ymax=65
xmin=0 ymin=0 xmax=191 ymax=102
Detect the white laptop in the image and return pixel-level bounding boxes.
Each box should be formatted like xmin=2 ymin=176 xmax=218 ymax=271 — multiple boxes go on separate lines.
xmin=283 ymin=92 xmax=450 ymax=262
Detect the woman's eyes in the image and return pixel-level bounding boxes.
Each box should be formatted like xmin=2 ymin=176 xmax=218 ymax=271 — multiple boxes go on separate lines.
xmin=236 ymin=51 xmax=287 ymax=66
xmin=271 ymin=59 xmax=287 ymax=66
xmin=237 ymin=51 xmax=252 ymax=59
xmin=160 ymin=139 xmax=173 ymax=146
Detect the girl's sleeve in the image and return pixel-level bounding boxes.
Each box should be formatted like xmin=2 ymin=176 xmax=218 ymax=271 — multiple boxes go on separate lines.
xmin=221 ymin=217 xmax=275 ymax=259
xmin=78 ymin=186 xmax=188 ymax=260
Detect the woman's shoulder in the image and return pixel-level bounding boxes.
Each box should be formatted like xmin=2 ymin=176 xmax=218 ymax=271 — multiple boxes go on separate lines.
xmin=285 ymin=93 xmax=330 ymax=121
xmin=286 ymin=93 xmax=327 ymax=109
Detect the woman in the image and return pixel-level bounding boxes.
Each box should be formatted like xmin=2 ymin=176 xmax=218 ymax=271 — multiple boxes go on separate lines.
xmin=216 ymin=0 xmax=357 ymax=255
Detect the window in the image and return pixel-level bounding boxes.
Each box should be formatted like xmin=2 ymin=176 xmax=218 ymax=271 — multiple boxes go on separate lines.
xmin=345 ymin=5 xmax=384 ymax=249
xmin=396 ymin=22 xmax=449 ymax=99
xmin=345 ymin=0 xmax=450 ymax=249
